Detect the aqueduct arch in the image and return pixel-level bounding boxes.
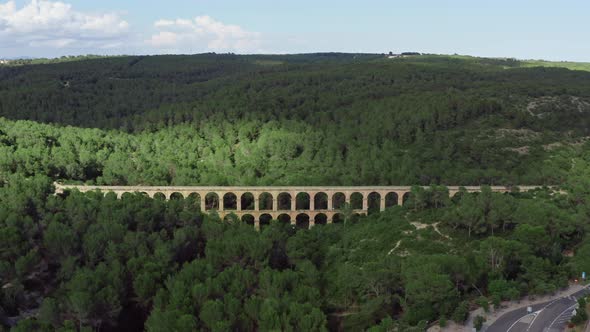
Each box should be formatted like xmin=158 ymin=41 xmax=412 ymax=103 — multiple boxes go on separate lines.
xmin=223 ymin=192 xmax=237 ymax=210
xmin=241 ymin=193 xmax=255 ymax=210
xmin=296 ymin=192 xmax=310 ymax=210
xmin=277 ymin=192 xmax=291 ymax=210
xmin=314 ymin=192 xmax=328 ymax=210
xmin=332 ymin=192 xmax=346 ymax=209
xmin=170 ymin=192 xmax=184 ymax=200
xmin=259 ymin=192 xmax=273 ymax=210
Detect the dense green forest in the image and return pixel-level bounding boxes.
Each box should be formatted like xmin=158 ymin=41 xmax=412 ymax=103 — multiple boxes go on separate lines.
xmin=2 ymin=54 xmax=590 ymax=331
xmin=2 ymin=53 xmax=590 ymax=185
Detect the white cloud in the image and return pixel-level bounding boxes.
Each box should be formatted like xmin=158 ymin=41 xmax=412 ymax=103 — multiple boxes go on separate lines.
xmin=149 ymin=31 xmax=177 ymax=48
xmin=147 ymin=15 xmax=262 ymax=53
xmin=0 ymin=0 xmax=129 ymax=49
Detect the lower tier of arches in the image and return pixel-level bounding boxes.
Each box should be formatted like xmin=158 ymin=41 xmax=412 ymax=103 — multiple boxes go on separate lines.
xmin=219 ymin=211 xmax=362 ymax=229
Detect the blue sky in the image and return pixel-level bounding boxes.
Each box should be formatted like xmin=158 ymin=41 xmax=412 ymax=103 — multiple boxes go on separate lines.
xmin=1 ymin=0 xmax=589 ymax=61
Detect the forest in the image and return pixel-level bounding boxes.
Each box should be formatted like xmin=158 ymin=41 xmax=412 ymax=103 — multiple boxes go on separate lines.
xmin=1 ymin=53 xmax=590 ymax=331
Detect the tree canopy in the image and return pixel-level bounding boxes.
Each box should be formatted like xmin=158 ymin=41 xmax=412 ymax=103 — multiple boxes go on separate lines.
xmin=1 ymin=53 xmax=590 ymax=331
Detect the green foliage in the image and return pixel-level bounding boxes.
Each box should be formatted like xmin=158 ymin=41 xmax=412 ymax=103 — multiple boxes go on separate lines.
xmin=10 ymin=318 xmax=52 ymax=332
xmin=402 ymin=255 xmax=460 ymax=324
xmin=1 ymin=54 xmax=590 ymax=330
xmin=571 ymin=297 xmax=588 ymax=325
xmin=14 ymin=249 xmax=40 ymax=279
xmin=476 ymin=296 xmax=490 ymax=312
xmin=474 ymin=315 xmax=486 ymax=331
xmin=2 ymin=54 xmax=590 ymax=186
xmin=39 ymin=298 xmax=60 ymax=328
xmin=488 ymin=279 xmax=519 ymax=301
xmin=520 ymin=59 xmax=590 ymax=72
xmin=451 ymin=301 xmax=469 ymax=324
xmin=491 ymin=294 xmax=501 ymax=309
xmin=573 ymin=239 xmax=590 ymax=276
xmin=0 ymin=178 xmax=586 ymax=331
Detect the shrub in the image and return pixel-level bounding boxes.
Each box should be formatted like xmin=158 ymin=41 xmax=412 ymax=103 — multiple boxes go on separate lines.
xmin=451 ymin=301 xmax=469 ymax=324
xmin=474 ymin=315 xmax=486 ymax=331
xmin=476 ymin=296 xmax=489 ymax=312
xmin=491 ymin=294 xmax=501 ymax=309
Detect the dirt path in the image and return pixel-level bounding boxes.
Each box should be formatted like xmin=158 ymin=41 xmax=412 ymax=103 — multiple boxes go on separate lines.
xmin=410 ymin=222 xmax=449 ymax=238
xmin=388 ymin=222 xmax=449 ymax=256
xmin=387 ymin=240 xmax=402 ymax=255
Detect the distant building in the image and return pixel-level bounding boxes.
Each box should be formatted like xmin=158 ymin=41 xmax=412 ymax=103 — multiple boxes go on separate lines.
xmin=0 ymin=59 xmax=8 ymax=65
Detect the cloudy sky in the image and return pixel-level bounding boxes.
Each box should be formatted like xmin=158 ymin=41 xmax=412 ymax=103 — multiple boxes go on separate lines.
xmin=1 ymin=0 xmax=589 ymax=61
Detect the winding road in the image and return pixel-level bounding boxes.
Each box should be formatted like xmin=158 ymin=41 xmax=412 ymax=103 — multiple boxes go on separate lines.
xmin=486 ymin=286 xmax=589 ymax=332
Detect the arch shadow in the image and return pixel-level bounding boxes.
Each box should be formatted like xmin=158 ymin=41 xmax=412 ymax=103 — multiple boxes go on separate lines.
xmin=333 ymin=213 xmax=345 ymax=224
xmin=385 ymin=192 xmax=398 ymax=208
xmin=367 ymin=192 xmax=381 ymax=215
xmin=296 ymin=213 xmax=310 ymax=229
xmin=223 ymin=192 xmax=237 ymax=210
xmin=153 ymin=192 xmax=166 ymax=201
xmin=314 ymin=192 xmax=328 ymax=210
xmin=241 ymin=192 xmax=255 ymax=210
xmin=205 ymin=192 xmax=219 ymax=210
xmin=259 ymin=213 xmax=273 ymax=230
xmin=350 ymin=192 xmax=363 ymax=210
xmin=278 ymin=213 xmax=291 ymax=224
xmin=241 ymin=214 xmax=255 ymax=226
xmin=332 ymin=192 xmax=346 ymax=209
xmin=296 ymin=192 xmax=310 ymax=210
xmin=259 ymin=192 xmax=273 ymax=211
xmin=170 ymin=192 xmax=184 ymax=200
xmin=277 ymin=192 xmax=292 ymax=210
xmin=315 ymin=213 xmax=327 ymax=225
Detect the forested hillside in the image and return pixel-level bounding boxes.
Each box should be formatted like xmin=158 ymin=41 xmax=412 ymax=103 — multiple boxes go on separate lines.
xmin=2 ymin=54 xmax=590 ymax=185
xmin=2 ymin=54 xmax=590 ymax=331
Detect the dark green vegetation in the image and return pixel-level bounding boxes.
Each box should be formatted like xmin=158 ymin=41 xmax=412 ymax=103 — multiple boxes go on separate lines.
xmin=3 ymin=179 xmax=590 ymax=331
xmin=2 ymin=53 xmax=590 ymax=185
xmin=571 ymin=296 xmax=588 ymax=326
xmin=2 ymin=53 xmax=590 ymax=331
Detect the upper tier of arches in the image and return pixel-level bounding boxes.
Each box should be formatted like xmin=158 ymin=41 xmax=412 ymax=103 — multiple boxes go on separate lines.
xmin=55 ymin=184 xmax=545 ymax=214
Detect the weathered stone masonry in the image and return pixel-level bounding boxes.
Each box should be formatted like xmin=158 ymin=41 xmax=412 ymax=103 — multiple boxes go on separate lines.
xmin=54 ymin=184 xmax=545 ymax=228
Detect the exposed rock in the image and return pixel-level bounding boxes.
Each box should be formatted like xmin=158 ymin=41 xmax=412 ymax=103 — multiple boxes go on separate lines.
xmin=526 ymin=95 xmax=590 ymax=118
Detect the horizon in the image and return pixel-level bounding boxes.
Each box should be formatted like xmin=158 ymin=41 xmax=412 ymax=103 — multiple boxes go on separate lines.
xmin=3 ymin=3 xmax=590 ymax=330
xmin=1 ymin=0 xmax=590 ymax=62
xmin=2 ymin=52 xmax=590 ymax=64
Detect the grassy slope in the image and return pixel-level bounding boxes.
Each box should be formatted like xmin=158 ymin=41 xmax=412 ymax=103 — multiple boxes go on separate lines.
xmin=381 ymin=53 xmax=590 ymax=72
xmin=521 ymin=60 xmax=590 ymax=72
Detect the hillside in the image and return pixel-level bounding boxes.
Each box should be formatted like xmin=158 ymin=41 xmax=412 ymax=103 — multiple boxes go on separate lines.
xmin=2 ymin=54 xmax=590 ymax=332
xmin=2 ymin=54 xmax=590 ymax=186
xmin=2 ymin=54 xmax=590 ymax=133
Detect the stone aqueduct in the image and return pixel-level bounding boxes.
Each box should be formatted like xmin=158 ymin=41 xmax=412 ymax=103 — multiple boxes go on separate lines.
xmin=55 ymin=184 xmax=545 ymax=228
